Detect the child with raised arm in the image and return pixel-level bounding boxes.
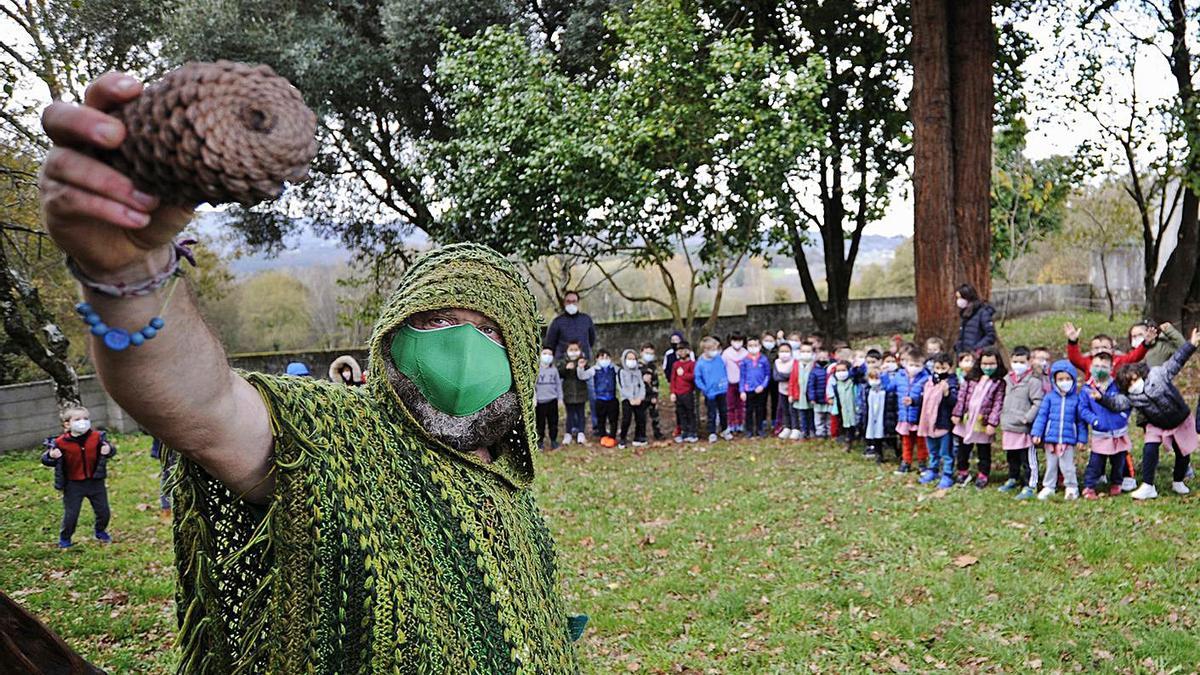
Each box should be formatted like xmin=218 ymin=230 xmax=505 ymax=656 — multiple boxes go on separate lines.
xmin=41 ymin=407 xmax=115 ymax=548
xmin=1093 ymin=329 xmax=1200 ymax=500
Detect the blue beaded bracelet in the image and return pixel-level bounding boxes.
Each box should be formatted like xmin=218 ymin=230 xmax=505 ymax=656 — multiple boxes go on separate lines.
xmin=76 ymin=276 xmax=180 ymax=351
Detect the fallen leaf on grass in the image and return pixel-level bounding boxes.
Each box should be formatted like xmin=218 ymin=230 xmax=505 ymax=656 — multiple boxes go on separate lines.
xmin=98 ymin=590 xmax=129 ymax=605
xmin=952 ymin=555 xmax=978 ymax=568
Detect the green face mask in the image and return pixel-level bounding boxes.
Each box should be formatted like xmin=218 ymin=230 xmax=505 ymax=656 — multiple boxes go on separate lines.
xmin=390 ymin=323 xmax=513 ymax=417
xmin=981 ymin=366 xmax=996 ymax=377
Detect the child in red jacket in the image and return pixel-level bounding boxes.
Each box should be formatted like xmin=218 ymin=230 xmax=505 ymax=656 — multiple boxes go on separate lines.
xmin=670 ymin=341 xmax=698 ymax=442
xmin=40 ymin=406 xmax=115 ymax=548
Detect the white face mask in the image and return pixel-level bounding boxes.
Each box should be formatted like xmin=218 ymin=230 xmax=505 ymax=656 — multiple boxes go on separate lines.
xmin=868 ymin=378 xmax=881 ymax=388
xmin=1011 ymin=362 xmax=1029 ymax=376
xmin=798 ymin=352 xmax=814 ymax=362
xmin=788 ymin=340 xmax=801 ymax=349
xmin=956 ymin=297 xmax=969 ymax=309
xmin=882 ymin=362 xmax=897 ymax=372
xmin=564 ymin=303 xmax=579 ymax=315
xmin=69 ymin=418 xmax=91 ymax=435
xmin=763 ymin=341 xmax=776 ymax=350
xmin=705 ymin=350 xmax=719 ymax=359
xmin=597 ymin=359 xmax=611 ymax=368
xmin=748 ymin=346 xmax=761 ymax=355
xmin=731 ymin=341 xmax=744 ymax=349
xmin=540 ymin=354 xmax=554 ymax=365
xmin=1128 ymin=379 xmax=1146 ymax=395
xmin=779 ymin=353 xmax=793 ymax=362
xmin=624 ymin=359 xmax=638 ymax=369
xmin=906 ymin=365 xmax=921 ymax=376
xmin=567 ymin=350 xmax=581 ymax=360
xmin=642 ymin=353 xmax=655 ymax=363
xmin=1131 ymin=336 xmax=1145 ymax=348
xmin=1056 ymin=379 xmax=1073 ymax=393
xmin=835 ymin=371 xmax=850 ymax=381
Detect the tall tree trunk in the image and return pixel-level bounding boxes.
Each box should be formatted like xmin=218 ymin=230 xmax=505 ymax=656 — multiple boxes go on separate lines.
xmin=912 ymin=0 xmax=994 ymax=343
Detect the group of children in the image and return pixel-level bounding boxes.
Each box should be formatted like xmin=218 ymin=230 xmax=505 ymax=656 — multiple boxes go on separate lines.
xmin=536 ymin=321 xmax=1200 ymax=501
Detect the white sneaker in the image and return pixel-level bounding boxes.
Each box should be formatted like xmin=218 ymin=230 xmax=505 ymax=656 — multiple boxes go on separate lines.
xmin=1064 ymin=487 xmax=1079 ymax=500
xmin=1037 ymin=487 xmax=1055 ymax=501
xmin=721 ymin=430 xmax=733 ymax=441
xmin=1172 ymin=481 xmax=1190 ymax=495
xmin=632 ymin=441 xmax=647 ymax=447
xmin=674 ymin=435 xmax=684 ymax=443
xmin=708 ymin=433 xmax=718 ymax=442
xmin=1121 ymin=477 xmax=1138 ymax=492
xmin=789 ymin=429 xmax=802 ymax=440
xmin=1130 ymin=483 xmax=1159 ymax=500
xmin=562 ymin=435 xmax=571 ymax=446
xmin=777 ymin=427 xmax=791 ymax=438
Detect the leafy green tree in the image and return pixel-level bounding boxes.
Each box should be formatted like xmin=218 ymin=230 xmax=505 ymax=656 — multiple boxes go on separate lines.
xmin=1065 ymin=179 xmax=1141 ymax=320
xmin=429 ymin=0 xmax=823 ymax=338
xmin=232 ymin=271 xmax=313 ymax=352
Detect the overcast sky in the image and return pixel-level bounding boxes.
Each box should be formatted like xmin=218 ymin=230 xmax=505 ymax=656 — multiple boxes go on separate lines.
xmin=1 ymin=8 xmax=1179 ymax=239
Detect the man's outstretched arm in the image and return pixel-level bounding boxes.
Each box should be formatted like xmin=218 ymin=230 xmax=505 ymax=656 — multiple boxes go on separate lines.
xmin=39 ymin=72 xmax=274 ymax=502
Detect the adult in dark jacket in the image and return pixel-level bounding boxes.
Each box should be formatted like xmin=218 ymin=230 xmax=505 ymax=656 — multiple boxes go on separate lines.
xmin=953 ymin=283 xmax=997 ymax=354
xmin=544 ymin=290 xmax=598 ymax=359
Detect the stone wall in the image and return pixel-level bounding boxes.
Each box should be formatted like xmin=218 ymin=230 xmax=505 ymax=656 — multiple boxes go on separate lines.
xmin=0 ymin=375 xmax=140 ymax=453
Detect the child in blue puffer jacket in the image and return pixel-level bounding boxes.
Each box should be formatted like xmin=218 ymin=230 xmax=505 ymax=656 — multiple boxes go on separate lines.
xmin=889 ymin=345 xmax=930 ymax=475
xmin=1032 ymin=360 xmax=1089 ymax=500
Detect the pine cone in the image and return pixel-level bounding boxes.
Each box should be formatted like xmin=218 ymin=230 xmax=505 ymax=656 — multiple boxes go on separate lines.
xmin=105 ymin=60 xmax=318 ymax=207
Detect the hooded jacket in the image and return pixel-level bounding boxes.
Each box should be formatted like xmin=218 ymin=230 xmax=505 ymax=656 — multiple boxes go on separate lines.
xmin=1098 ymin=342 xmax=1195 ymax=430
xmin=889 ymin=367 xmax=930 ymax=425
xmin=171 ymin=244 xmax=579 ymax=673
xmin=1078 ymin=378 xmax=1131 ymax=436
xmin=328 ymin=354 xmax=365 ymax=385
xmin=1031 ymin=360 xmax=1089 ymax=445
xmin=999 ymin=369 xmax=1044 ymax=434
xmin=617 ymin=350 xmax=647 ymax=402
xmin=954 ymin=302 xmax=997 ymax=353
xmin=694 ymin=353 xmax=728 ymax=399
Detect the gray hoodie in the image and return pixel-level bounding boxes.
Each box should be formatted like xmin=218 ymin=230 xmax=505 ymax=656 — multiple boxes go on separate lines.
xmin=535 ymin=362 xmax=563 ymax=404
xmin=617 ymin=349 xmax=647 ymax=402
xmin=999 ymin=369 xmax=1044 ymax=434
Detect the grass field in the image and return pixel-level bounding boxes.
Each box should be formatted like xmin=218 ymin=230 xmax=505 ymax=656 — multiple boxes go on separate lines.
xmin=4 ymin=310 xmax=1200 ymax=673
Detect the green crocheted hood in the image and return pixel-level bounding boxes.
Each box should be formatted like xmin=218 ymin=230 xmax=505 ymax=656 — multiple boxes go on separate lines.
xmin=366 ymin=242 xmax=543 ymax=488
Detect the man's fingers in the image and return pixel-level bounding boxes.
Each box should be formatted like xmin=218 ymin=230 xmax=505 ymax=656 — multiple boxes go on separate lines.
xmin=42 ymin=147 xmax=158 ymax=212
xmin=83 ymin=72 xmax=142 ymax=110
xmin=41 ymin=177 xmax=151 ymax=230
xmin=42 ymin=101 xmax=126 ymax=150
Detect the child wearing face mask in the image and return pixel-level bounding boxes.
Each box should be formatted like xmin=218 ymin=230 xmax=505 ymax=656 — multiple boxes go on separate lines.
xmin=998 ymin=346 xmax=1045 ymax=499
xmin=891 ymin=346 xmax=930 ymax=475
xmin=535 ymin=348 xmax=564 ymax=450
xmin=952 ymin=347 xmax=1008 ymax=488
xmin=559 ymin=341 xmax=590 ymax=445
xmin=917 ymin=353 xmax=959 ymax=487
xmin=1077 ymin=351 xmax=1132 ymax=499
xmin=858 ymin=366 xmax=898 ymax=462
xmin=695 ymin=337 xmax=731 ymax=442
xmin=617 ymin=349 xmax=649 ymax=449
xmin=773 ymin=343 xmax=799 ymax=439
xmin=41 ymin=406 xmax=115 ymax=548
xmin=829 ymin=361 xmax=859 ymax=450
xmin=670 ymin=341 xmax=699 ymax=442
xmin=1093 ymin=329 xmax=1200 ymax=500
xmin=723 ymin=333 xmax=750 ymax=434
xmin=762 ymin=333 xmax=781 ymax=433
xmin=788 ymin=341 xmax=818 ymax=439
xmin=640 ymin=343 xmax=666 ymax=442
xmin=739 ymin=338 xmax=773 ymax=438
xmin=826 ymin=346 xmax=853 ymax=440
xmin=806 ymin=348 xmax=833 ymax=439
xmin=1032 ymin=361 xmax=1088 ymax=500
xmin=578 ymin=349 xmax=620 ymax=445
xmin=1030 ymin=347 xmax=1053 ymax=395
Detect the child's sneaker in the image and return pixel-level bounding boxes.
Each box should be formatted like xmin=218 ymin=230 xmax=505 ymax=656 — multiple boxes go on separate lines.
xmin=562 ymin=434 xmax=572 ymax=446
xmin=632 ymin=441 xmax=647 ymax=447
xmin=708 ymin=433 xmax=718 ymax=442
xmin=936 ymin=475 xmax=955 ymax=490
xmin=57 ymin=538 xmax=73 ymax=549
xmin=1121 ymin=477 xmax=1138 ymax=492
xmin=1188 ymin=465 xmax=1196 ymax=480
xmin=576 ymin=432 xmax=587 ymax=444
xmin=789 ymin=429 xmax=802 ymax=440
xmin=998 ymin=478 xmax=1020 ymax=493
xmin=1082 ymin=488 xmax=1099 ymax=500
xmin=94 ymin=531 xmax=112 ymax=544
xmin=1131 ymin=483 xmax=1158 ymax=500
xmin=721 ymin=430 xmax=734 ymax=441
xmin=917 ymin=469 xmax=937 ymax=484
xmin=1064 ymin=487 xmax=1079 ymax=500
xmin=674 ymin=435 xmax=684 ymax=443
xmin=686 ymin=436 xmax=699 ymax=443
xmin=893 ymin=462 xmax=912 ymax=475
xmin=778 ymin=427 xmax=791 ymax=438
xmin=955 ymin=471 xmax=971 ymax=486
xmin=1172 ymin=481 xmax=1190 ymax=495
xmin=973 ymin=473 xmax=989 ymax=489
xmin=1108 ymin=484 xmax=1122 ymax=497
xmin=1016 ymin=486 xmax=1036 ymax=500
xmin=1037 ymin=487 xmax=1055 ymax=500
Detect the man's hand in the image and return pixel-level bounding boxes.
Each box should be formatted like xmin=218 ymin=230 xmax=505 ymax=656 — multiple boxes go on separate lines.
xmin=1191 ymin=327 xmax=1200 ymax=347
xmin=100 ymin=443 xmax=111 ymax=456
xmin=1063 ymin=322 xmax=1081 ymax=342
xmin=48 ymin=448 xmax=62 ymax=459
xmin=40 ymin=72 xmax=194 ymax=284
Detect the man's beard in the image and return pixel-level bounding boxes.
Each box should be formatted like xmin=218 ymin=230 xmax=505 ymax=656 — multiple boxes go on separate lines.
xmin=389 ymin=369 xmax=522 ymax=453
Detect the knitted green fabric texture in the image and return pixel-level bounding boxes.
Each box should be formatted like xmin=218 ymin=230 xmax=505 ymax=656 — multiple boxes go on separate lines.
xmin=170 ymin=243 xmax=579 ymax=673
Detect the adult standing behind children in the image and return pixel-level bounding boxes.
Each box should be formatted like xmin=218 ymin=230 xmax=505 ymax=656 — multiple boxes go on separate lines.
xmin=953 ymin=283 xmax=997 ymax=355
xmin=41 ymin=406 xmax=115 ymax=548
xmin=545 ymin=290 xmax=597 ymax=359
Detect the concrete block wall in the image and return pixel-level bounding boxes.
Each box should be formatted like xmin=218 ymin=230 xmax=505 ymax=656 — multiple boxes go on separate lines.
xmin=0 ymin=375 xmax=139 ymax=453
